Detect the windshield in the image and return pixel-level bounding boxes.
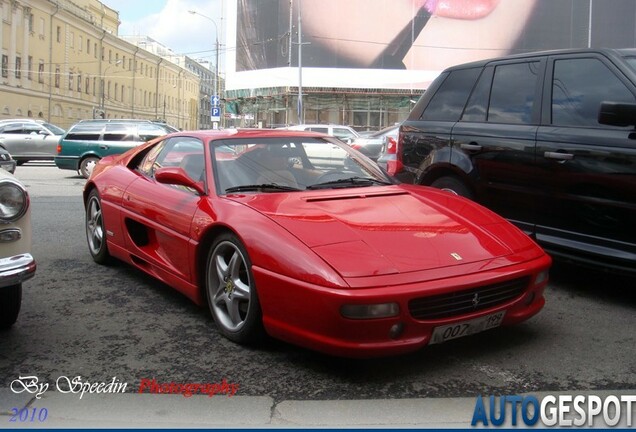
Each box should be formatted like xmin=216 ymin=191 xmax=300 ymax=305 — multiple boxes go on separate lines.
xmin=43 ymin=123 xmax=66 ymax=135
xmin=211 ymin=137 xmax=393 ymax=194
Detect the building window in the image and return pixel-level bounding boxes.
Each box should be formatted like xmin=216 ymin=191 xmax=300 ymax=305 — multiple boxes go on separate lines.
xmin=79 ymin=35 xmax=83 ymax=52
xmin=15 ymin=57 xmax=21 ymax=78
xmin=69 ymin=72 xmax=73 ymax=90
xmin=109 ymin=50 xmax=112 ymax=63
xmin=85 ymin=76 xmax=90 ymax=94
xmin=1 ymin=55 xmax=8 ymax=78
xmin=94 ymin=43 xmax=97 ymax=59
xmin=87 ymin=38 xmax=91 ymax=54
xmin=39 ymin=18 xmax=45 ymax=37
xmin=93 ymin=77 xmax=96 ymax=96
xmin=27 ymin=56 xmax=32 ymax=80
xmin=55 ymin=67 xmax=60 ymax=88
xmin=69 ymin=32 xmax=74 ymax=48
xmin=77 ymin=73 xmax=82 ymax=92
xmin=38 ymin=62 xmax=44 ymax=83
xmin=27 ymin=13 xmax=34 ymax=33
xmin=56 ymin=26 xmax=61 ymax=43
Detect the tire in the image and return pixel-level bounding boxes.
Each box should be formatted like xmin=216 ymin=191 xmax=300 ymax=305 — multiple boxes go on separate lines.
xmin=16 ymin=160 xmax=26 ymax=166
xmin=86 ymin=189 xmax=112 ymax=264
xmin=0 ymin=284 xmax=22 ymax=329
xmin=430 ymin=176 xmax=473 ymax=199
xmin=205 ymin=233 xmax=265 ymax=344
xmin=79 ymin=156 xmax=100 ymax=179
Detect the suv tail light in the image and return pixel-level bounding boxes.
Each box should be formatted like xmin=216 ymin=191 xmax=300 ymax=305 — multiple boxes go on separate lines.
xmin=56 ymin=144 xmax=62 ymax=154
xmin=384 ymin=134 xmax=403 ymax=176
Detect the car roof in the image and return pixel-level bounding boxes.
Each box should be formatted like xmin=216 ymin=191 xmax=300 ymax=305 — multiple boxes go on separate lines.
xmin=0 ymin=118 xmax=46 ymax=124
xmin=443 ymin=47 xmax=636 ymax=72
xmin=164 ymin=128 xmax=332 ymax=140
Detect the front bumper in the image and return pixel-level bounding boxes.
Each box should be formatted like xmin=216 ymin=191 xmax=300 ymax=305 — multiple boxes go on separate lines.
xmin=255 ymin=254 xmax=551 ymax=358
xmin=0 ymin=253 xmax=36 ymax=288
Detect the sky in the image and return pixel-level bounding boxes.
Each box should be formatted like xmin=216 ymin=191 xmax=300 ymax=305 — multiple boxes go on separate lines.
xmin=100 ymin=0 xmax=225 ymax=66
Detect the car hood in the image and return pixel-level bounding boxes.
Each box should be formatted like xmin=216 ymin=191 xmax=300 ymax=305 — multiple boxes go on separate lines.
xmin=228 ymin=186 xmax=537 ymax=278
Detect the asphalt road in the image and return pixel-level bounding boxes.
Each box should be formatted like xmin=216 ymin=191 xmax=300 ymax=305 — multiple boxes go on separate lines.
xmin=1 ymin=163 xmax=634 ymax=403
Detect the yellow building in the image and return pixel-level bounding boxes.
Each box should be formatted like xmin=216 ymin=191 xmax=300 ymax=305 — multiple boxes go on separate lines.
xmin=0 ymin=0 xmax=199 ymax=130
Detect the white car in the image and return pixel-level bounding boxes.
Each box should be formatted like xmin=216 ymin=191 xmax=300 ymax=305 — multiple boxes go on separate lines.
xmin=0 ymin=169 xmax=36 ymax=328
xmin=285 ymin=124 xmax=360 ymax=143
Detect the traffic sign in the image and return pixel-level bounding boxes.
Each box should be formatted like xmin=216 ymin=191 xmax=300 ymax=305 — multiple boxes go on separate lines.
xmin=211 ymin=106 xmax=221 ymax=122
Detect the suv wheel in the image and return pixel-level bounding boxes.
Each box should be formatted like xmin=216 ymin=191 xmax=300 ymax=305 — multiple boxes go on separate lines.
xmin=430 ymin=176 xmax=473 ymax=199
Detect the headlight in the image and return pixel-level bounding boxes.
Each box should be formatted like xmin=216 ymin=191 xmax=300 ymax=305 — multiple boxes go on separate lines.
xmin=0 ymin=180 xmax=29 ymax=223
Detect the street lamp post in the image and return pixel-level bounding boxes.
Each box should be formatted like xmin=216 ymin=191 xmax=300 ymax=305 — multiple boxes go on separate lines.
xmin=188 ymin=10 xmax=220 ymax=129
xmin=100 ymin=59 xmax=122 ymax=118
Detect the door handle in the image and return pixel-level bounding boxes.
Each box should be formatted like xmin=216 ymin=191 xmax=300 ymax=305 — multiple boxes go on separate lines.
xmin=100 ymin=145 xmax=109 ymax=150
xmin=544 ymin=151 xmax=574 ymax=161
xmin=460 ymin=143 xmax=483 ymax=152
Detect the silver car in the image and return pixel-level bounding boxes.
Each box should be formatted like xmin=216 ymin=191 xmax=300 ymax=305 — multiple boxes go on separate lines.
xmin=0 ymin=119 xmax=65 ymax=165
xmin=0 ymin=169 xmax=36 ymax=328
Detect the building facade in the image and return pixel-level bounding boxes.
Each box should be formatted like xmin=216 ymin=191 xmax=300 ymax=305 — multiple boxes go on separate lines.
xmin=0 ymin=0 xmax=200 ymax=130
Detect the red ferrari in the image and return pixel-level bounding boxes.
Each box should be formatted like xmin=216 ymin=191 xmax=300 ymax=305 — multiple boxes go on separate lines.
xmin=84 ymin=129 xmax=551 ymax=357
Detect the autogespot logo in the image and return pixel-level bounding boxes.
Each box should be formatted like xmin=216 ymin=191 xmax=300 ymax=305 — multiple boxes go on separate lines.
xmin=471 ymin=394 xmax=636 ymax=427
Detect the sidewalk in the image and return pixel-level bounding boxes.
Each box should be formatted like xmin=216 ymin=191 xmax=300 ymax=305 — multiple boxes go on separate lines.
xmin=1 ymin=389 xmax=635 ymax=428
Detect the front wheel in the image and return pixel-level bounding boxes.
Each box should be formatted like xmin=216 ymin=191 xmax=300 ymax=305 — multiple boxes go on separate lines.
xmin=205 ymin=233 xmax=264 ymax=344
xmin=86 ymin=189 xmax=112 ymax=264
xmin=430 ymin=176 xmax=473 ymax=200
xmin=79 ymin=156 xmax=100 ymax=179
xmin=0 ymin=284 xmax=22 ymax=329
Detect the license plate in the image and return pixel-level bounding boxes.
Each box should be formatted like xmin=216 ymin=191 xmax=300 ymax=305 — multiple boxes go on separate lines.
xmin=430 ymin=310 xmax=506 ymax=344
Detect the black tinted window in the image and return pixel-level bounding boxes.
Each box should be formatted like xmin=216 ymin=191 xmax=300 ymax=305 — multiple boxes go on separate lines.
xmin=488 ymin=62 xmax=539 ymax=124
xmin=421 ymin=68 xmax=481 ymax=122
xmin=462 ymin=67 xmax=494 ymax=122
xmin=552 ymin=57 xmax=636 ymax=127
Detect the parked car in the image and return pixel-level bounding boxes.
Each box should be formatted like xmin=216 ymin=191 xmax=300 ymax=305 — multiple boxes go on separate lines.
xmin=0 ymin=119 xmax=65 ymax=165
xmin=0 ymin=148 xmax=16 ymax=174
xmin=350 ymin=124 xmax=400 ymax=160
xmin=285 ymin=124 xmax=360 ymax=143
xmin=55 ymin=120 xmax=176 ymax=178
xmin=0 ymin=169 xmax=36 ymax=328
xmin=380 ymin=48 xmax=636 ymax=275
xmin=84 ymin=129 xmax=550 ymax=357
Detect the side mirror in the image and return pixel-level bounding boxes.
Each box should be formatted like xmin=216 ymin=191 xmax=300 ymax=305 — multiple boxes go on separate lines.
xmin=598 ymin=101 xmax=636 ymax=127
xmin=155 ymin=167 xmax=205 ymax=195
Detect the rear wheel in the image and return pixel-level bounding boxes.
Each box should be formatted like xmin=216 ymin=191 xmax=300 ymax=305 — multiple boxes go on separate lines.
xmin=430 ymin=176 xmax=473 ymax=199
xmin=0 ymin=284 xmax=21 ymax=329
xmin=205 ymin=233 xmax=264 ymax=344
xmin=79 ymin=156 xmax=99 ymax=179
xmin=86 ymin=189 xmax=112 ymax=264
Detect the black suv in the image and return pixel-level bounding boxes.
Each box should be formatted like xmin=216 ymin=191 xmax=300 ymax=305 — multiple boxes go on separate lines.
xmin=381 ymin=48 xmax=636 ymax=274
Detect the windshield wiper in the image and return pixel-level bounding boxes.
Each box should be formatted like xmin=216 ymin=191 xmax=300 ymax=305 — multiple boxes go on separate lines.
xmin=307 ymin=176 xmax=393 ymax=190
xmin=225 ymin=183 xmax=301 ymax=193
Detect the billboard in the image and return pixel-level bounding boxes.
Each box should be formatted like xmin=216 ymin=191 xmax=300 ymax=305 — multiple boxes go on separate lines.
xmin=225 ymin=0 xmax=636 ymax=92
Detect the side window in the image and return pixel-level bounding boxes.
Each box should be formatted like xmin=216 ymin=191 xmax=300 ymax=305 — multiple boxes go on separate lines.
xmin=421 ymin=67 xmax=481 ymax=122
xmin=552 ymin=58 xmax=636 ymax=127
xmin=488 ymin=62 xmax=539 ymax=124
xmin=309 ymin=127 xmax=328 ymax=134
xmin=154 ymin=137 xmax=205 ymax=184
xmin=137 ymin=140 xmax=167 ymax=176
xmin=1 ymin=124 xmax=24 ymax=134
xmin=462 ymin=67 xmax=494 ymax=122
xmin=23 ymin=124 xmax=43 ymax=135
xmin=103 ymin=124 xmax=135 ymax=142
xmin=66 ymin=124 xmax=102 ymax=141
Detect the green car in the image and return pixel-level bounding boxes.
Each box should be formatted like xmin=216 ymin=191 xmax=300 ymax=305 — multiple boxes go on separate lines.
xmin=54 ymin=120 xmax=177 ymax=178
